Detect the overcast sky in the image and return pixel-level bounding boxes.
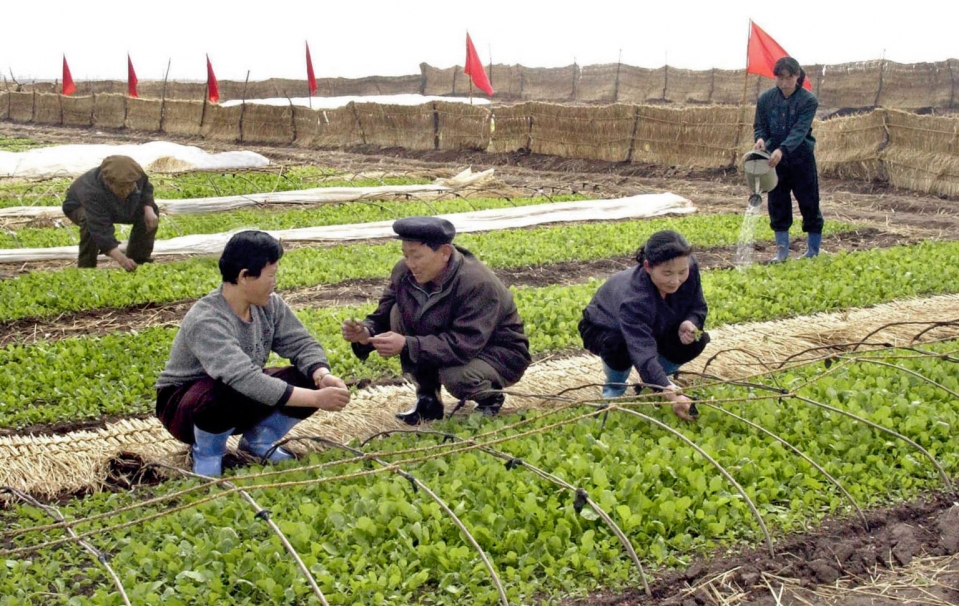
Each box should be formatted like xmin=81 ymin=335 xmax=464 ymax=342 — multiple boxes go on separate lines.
xmin=3 ymin=1 xmax=957 ymax=83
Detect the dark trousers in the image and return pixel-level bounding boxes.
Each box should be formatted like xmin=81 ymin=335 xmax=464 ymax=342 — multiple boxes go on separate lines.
xmin=578 ymin=316 xmax=710 ymax=373
xmin=64 ymin=207 xmax=158 ymax=268
xmin=767 ymin=154 xmax=823 ymax=234
xmin=155 ymin=366 xmax=316 ymax=444
xmin=390 ymin=306 xmax=508 ymax=402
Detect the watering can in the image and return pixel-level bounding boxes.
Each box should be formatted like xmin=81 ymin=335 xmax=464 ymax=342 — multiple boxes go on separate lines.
xmin=742 ymin=150 xmax=778 ymax=208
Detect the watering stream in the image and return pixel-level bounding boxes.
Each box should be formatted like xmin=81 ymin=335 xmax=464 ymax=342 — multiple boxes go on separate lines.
xmin=734 ymin=201 xmax=764 ymax=268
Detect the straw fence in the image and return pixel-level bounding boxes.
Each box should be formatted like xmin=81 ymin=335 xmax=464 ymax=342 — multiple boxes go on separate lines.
xmin=11 ymin=58 xmax=955 ymax=110
xmin=4 ymin=97 xmax=958 ymax=197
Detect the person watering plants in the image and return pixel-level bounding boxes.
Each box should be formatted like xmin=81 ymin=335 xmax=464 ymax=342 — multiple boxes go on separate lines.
xmin=62 ymin=155 xmax=159 ymax=271
xmin=341 ymin=216 xmax=531 ymax=424
xmin=156 ymin=231 xmax=350 ymax=476
xmin=578 ymin=230 xmax=709 ymax=422
xmin=753 ymin=56 xmax=823 ymax=262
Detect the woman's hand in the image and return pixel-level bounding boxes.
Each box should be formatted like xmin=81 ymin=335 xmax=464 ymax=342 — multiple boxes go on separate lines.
xmin=678 ymin=321 xmax=699 ymax=345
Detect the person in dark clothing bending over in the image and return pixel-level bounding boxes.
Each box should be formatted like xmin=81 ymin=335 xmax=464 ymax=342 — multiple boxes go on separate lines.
xmin=156 ymin=231 xmax=350 ymax=476
xmin=754 ymin=56 xmax=823 ymax=262
xmin=341 ymin=216 xmax=531 ymax=424
xmin=62 ymin=155 xmax=159 ymax=271
xmin=579 ymin=230 xmax=709 ymax=422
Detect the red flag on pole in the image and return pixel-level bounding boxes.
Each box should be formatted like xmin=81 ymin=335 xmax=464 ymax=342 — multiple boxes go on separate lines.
xmin=127 ymin=54 xmax=139 ymax=98
xmin=306 ymin=42 xmax=317 ymax=96
xmin=464 ymin=33 xmax=493 ymax=97
xmin=746 ymin=21 xmax=812 ymax=90
xmin=62 ymin=55 xmax=77 ymax=96
xmin=206 ymin=54 xmax=220 ymax=103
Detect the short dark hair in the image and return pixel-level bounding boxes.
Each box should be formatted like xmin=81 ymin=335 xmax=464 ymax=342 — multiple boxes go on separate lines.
xmin=219 ymin=231 xmax=284 ymax=284
xmin=635 ymin=230 xmax=692 ymax=267
xmin=773 ymin=56 xmax=806 ymax=87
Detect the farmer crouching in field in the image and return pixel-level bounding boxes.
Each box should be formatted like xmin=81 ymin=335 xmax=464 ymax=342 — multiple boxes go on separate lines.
xmin=156 ymin=231 xmax=350 ymax=476
xmin=341 ymin=217 xmax=531 ymax=424
xmin=579 ymin=230 xmax=709 ymax=422
xmin=753 ymin=56 xmax=823 ymax=262
xmin=62 ymin=155 xmax=159 ymax=271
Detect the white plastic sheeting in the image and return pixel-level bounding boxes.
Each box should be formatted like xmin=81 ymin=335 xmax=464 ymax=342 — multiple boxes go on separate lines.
xmin=0 ymin=193 xmax=694 ymax=264
xmin=0 ymin=141 xmax=270 ymax=179
xmin=221 ymin=94 xmax=490 ymax=110
xmin=0 ymin=168 xmax=495 ymax=219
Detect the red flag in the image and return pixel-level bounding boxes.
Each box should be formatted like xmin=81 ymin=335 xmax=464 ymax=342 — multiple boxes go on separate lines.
xmin=306 ymin=42 xmax=317 ymax=96
xmin=206 ymin=54 xmax=220 ymax=103
xmin=746 ymin=21 xmax=812 ymax=90
xmin=127 ymin=54 xmax=139 ymax=98
xmin=62 ymin=55 xmax=77 ymax=96
xmin=464 ymin=33 xmax=493 ymax=97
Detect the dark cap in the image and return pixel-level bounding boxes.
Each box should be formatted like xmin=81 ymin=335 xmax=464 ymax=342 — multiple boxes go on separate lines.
xmin=392 ymin=216 xmax=455 ymax=245
xmin=99 ymin=155 xmax=145 ymax=185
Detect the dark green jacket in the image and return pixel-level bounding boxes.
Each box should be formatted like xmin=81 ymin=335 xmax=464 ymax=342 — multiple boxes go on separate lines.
xmin=754 ymin=86 xmax=818 ymax=163
xmin=62 ymin=167 xmax=157 ymax=253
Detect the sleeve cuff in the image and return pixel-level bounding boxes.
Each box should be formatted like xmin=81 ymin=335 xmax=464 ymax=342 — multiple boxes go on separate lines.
xmin=276 ymin=383 xmax=294 ymax=407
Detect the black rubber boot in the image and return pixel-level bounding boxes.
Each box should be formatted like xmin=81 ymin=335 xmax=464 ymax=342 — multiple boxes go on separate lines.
xmin=395 ymin=393 xmax=445 ymax=425
xmin=474 ymin=393 xmax=505 ymax=417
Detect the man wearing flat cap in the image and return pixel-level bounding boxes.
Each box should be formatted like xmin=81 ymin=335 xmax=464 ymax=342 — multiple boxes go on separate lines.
xmin=342 ymin=216 xmax=531 ymax=423
xmin=62 ymin=155 xmax=159 ymax=271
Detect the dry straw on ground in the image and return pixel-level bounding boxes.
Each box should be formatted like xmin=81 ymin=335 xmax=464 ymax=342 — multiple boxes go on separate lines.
xmin=2 ymin=294 xmax=957 ymax=498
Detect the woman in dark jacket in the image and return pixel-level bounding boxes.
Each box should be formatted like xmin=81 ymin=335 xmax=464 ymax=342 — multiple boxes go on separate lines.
xmin=579 ymin=230 xmax=709 ymax=421
xmin=753 ymin=56 xmax=823 ymax=261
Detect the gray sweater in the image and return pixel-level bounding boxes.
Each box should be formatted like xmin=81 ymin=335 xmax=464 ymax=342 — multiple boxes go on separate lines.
xmin=156 ymin=287 xmax=329 ymax=406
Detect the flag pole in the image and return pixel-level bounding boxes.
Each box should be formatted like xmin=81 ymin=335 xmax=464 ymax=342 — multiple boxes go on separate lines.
xmin=740 ymin=19 xmax=752 ymax=106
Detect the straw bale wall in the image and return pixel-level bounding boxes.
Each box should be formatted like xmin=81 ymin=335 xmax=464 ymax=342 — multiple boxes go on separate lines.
xmin=93 ymin=94 xmax=126 ymax=129
xmin=617 ymin=65 xmax=667 ymax=103
xmin=664 ymin=67 xmax=716 ymax=104
xmin=240 ymin=103 xmax=293 ymax=144
xmin=817 ymin=60 xmax=883 ymax=109
xmin=879 ymin=61 xmax=955 ymax=109
xmin=61 ymin=95 xmax=94 ymax=127
xmin=521 ymin=65 xmax=576 ymax=101
xmin=352 ymin=102 xmax=434 ymax=150
xmin=0 ymin=91 xmax=7 ymax=121
xmin=292 ymin=106 xmax=320 ymax=147
xmin=200 ymin=103 xmax=241 ymax=142
xmin=6 ymin=92 xmax=34 ymax=123
xmin=487 ymin=64 xmax=524 ymax=99
xmin=631 ymin=105 xmax=742 ymax=168
xmin=815 ymin=111 xmax=887 ymax=181
xmin=435 ymin=102 xmax=490 ymax=151
xmin=160 ymin=99 xmax=203 ymax=136
xmin=321 ymin=74 xmax=422 ymax=97
xmin=576 ymin=64 xmax=619 ymax=102
xmin=421 ymin=64 xmax=460 ymax=96
xmin=883 ymin=110 xmax=959 ymax=197
xmin=530 ymin=103 xmax=635 ymax=162
xmin=312 ymin=104 xmax=365 ymax=149
xmin=488 ymin=103 xmax=532 ymax=153
xmin=125 ymin=98 xmax=162 ymax=131
xmin=33 ymin=93 xmax=62 ymax=125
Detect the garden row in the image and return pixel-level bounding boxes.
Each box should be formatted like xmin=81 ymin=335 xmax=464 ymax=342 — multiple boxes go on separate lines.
xmin=0 ymin=214 xmax=853 ymax=322
xmin=2 ymin=239 xmax=957 ymax=430
xmin=2 ymin=339 xmax=957 ymax=605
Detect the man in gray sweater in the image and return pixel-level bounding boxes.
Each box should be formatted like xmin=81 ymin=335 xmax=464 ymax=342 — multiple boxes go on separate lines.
xmin=156 ymin=230 xmax=350 ymax=476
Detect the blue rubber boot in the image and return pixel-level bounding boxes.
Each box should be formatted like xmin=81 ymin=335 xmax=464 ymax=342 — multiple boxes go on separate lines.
xmin=602 ymin=362 xmax=631 ymax=399
xmin=238 ymin=410 xmax=300 ymax=463
xmin=771 ymin=231 xmax=790 ymax=263
xmin=802 ymin=232 xmax=822 ymax=258
xmin=192 ymin=426 xmax=234 ymax=477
